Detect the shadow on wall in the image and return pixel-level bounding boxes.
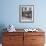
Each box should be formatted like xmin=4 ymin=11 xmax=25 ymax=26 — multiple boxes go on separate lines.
xmin=0 ymin=24 xmax=7 ymax=43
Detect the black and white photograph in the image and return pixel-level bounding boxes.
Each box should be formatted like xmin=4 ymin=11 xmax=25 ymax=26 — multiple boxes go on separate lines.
xmin=19 ymin=5 xmax=34 ymax=22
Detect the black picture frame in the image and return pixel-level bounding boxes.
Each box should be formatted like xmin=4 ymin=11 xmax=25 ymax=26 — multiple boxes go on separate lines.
xmin=19 ymin=5 xmax=34 ymax=23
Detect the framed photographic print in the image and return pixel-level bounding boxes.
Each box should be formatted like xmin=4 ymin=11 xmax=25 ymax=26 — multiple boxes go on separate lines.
xmin=19 ymin=5 xmax=34 ymax=23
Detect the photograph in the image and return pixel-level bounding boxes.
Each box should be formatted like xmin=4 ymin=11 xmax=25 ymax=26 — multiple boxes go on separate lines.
xmin=19 ymin=5 xmax=34 ymax=22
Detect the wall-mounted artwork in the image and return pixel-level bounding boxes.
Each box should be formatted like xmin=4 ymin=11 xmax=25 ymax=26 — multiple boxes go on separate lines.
xmin=19 ymin=5 xmax=34 ymax=23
